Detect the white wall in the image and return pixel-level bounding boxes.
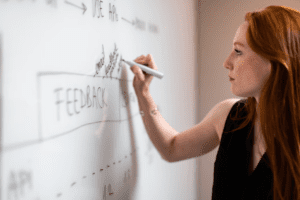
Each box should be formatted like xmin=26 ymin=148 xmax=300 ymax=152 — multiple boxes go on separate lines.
xmin=196 ymin=0 xmax=300 ymax=199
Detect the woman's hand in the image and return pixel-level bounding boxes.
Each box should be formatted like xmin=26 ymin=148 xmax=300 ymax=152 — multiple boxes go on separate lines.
xmin=130 ymin=54 xmax=158 ymax=98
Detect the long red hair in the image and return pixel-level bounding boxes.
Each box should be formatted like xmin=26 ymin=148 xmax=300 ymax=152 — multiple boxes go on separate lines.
xmin=226 ymin=5 xmax=300 ymax=200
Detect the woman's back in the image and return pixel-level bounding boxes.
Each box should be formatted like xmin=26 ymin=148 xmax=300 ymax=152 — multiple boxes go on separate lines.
xmin=212 ymin=99 xmax=273 ymax=200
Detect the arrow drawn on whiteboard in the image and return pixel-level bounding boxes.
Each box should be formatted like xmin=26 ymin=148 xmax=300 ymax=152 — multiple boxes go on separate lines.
xmin=121 ymin=17 xmax=135 ymax=26
xmin=65 ymin=1 xmax=87 ymax=15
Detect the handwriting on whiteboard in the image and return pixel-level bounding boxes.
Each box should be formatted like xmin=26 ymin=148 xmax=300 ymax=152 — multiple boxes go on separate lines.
xmin=38 ymin=72 xmax=118 ymax=139
xmin=0 ymin=0 xmax=158 ymax=33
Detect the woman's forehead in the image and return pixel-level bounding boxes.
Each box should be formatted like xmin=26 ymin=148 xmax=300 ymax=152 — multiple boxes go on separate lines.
xmin=233 ymin=22 xmax=249 ymax=47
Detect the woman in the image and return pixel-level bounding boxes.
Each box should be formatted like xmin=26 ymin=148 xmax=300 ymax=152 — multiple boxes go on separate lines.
xmin=130 ymin=5 xmax=300 ymax=200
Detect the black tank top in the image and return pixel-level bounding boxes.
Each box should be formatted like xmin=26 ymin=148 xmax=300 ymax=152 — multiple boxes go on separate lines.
xmin=211 ymin=99 xmax=273 ymax=200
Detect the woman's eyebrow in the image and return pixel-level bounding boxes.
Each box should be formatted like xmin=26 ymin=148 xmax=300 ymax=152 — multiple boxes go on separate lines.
xmin=234 ymin=42 xmax=245 ymax=47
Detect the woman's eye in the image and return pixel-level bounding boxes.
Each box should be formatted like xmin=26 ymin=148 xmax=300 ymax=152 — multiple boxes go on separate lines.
xmin=235 ymin=49 xmax=242 ymax=55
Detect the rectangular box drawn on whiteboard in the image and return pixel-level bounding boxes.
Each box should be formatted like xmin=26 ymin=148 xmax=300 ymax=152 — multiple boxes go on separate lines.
xmin=37 ymin=72 xmax=119 ymax=139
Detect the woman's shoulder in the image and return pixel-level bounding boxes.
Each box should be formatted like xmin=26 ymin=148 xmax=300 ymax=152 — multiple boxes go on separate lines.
xmin=215 ymin=98 xmax=243 ymax=140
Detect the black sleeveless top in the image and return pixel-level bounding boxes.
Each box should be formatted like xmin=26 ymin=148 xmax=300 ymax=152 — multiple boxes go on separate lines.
xmin=211 ymin=99 xmax=273 ymax=200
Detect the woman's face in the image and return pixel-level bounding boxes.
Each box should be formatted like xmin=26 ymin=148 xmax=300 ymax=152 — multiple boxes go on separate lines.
xmin=223 ymin=21 xmax=271 ymax=104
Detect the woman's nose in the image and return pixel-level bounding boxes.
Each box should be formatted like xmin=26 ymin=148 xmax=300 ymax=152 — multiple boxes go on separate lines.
xmin=223 ymin=61 xmax=227 ymax=69
xmin=223 ymin=57 xmax=230 ymax=69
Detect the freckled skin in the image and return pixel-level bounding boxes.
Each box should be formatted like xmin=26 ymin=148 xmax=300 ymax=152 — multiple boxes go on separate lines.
xmin=223 ymin=21 xmax=271 ymax=106
xmin=223 ymin=21 xmax=271 ymax=157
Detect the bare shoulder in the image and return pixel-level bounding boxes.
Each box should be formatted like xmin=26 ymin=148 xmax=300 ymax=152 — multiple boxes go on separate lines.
xmin=213 ymin=98 xmax=242 ymax=141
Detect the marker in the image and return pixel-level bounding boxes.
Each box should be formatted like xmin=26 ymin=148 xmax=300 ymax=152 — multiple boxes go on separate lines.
xmin=122 ymin=59 xmax=164 ymax=79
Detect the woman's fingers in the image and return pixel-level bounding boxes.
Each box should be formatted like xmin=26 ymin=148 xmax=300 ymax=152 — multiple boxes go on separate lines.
xmin=137 ymin=54 xmax=157 ymax=70
xmin=130 ymin=54 xmax=158 ymax=97
xmin=147 ymin=54 xmax=157 ymax=70
xmin=131 ymin=64 xmax=145 ymax=81
xmin=137 ymin=67 xmax=145 ymax=81
xmin=132 ymin=54 xmax=157 ymax=82
xmin=134 ymin=55 xmax=146 ymax=62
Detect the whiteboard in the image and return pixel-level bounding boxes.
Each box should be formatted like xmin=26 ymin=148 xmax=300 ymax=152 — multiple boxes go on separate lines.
xmin=0 ymin=0 xmax=199 ymax=199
